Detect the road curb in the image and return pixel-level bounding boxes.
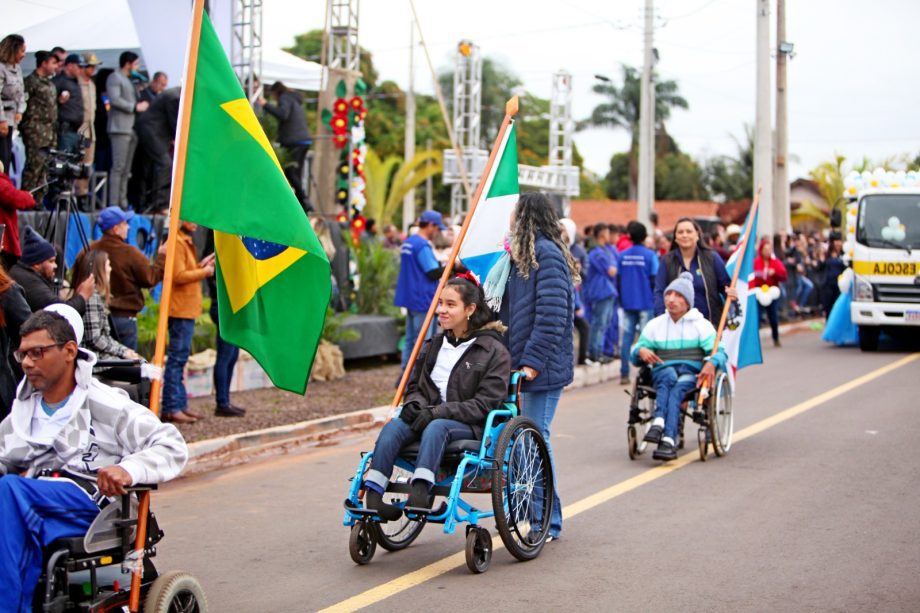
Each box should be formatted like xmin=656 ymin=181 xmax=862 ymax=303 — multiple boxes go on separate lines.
xmin=181 ymin=317 xmax=821 ymax=476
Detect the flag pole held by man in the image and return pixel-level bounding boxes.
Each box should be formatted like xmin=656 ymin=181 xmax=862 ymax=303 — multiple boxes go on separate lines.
xmin=150 ymin=1 xmax=329 ymax=410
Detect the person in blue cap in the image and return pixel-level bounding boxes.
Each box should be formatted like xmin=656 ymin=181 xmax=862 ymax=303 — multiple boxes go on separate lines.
xmin=73 ymin=206 xmax=165 ymax=350
xmin=394 ymin=210 xmax=449 ymax=372
xmin=9 ymin=226 xmax=93 ymax=313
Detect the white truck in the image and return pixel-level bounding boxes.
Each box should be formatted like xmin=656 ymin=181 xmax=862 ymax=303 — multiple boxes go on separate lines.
xmin=840 ymin=170 xmax=920 ymax=351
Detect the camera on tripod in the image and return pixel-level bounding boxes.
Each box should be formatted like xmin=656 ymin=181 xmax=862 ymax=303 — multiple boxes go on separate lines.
xmin=45 ymin=146 xmax=91 ymax=182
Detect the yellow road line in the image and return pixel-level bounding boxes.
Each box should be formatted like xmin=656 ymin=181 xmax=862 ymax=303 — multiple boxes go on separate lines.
xmin=320 ymin=352 xmax=920 ymax=613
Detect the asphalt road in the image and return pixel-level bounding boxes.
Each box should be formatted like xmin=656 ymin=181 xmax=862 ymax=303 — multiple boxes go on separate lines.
xmin=153 ymin=330 xmax=920 ymax=612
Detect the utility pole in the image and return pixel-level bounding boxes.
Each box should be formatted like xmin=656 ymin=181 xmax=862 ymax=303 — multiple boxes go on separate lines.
xmin=637 ymin=0 xmax=655 ymax=225
xmin=754 ymin=0 xmax=774 ymax=235
xmin=403 ymin=20 xmax=416 ymax=232
xmin=774 ymin=0 xmax=790 ymax=233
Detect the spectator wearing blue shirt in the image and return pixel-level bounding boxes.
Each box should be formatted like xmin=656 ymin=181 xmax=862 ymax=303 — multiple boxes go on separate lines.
xmin=583 ymin=224 xmax=617 ymax=364
xmin=617 ymin=221 xmax=659 ymax=384
xmin=394 ymin=211 xmax=447 ymax=370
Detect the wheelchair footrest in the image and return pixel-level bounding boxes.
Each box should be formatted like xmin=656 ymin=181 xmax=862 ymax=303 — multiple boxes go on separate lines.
xmin=404 ymin=501 xmax=447 ymax=518
xmin=343 ymin=498 xmax=377 ymax=518
xmin=387 ymin=483 xmax=452 ymax=497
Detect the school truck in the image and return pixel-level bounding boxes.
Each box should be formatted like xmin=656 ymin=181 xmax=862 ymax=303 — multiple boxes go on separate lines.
xmin=840 ymin=171 xmax=920 ymax=351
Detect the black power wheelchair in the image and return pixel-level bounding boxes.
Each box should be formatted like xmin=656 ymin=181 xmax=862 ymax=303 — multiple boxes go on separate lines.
xmin=343 ymin=371 xmax=555 ymax=573
xmin=626 ymin=364 xmax=734 ymax=462
xmin=35 ymin=471 xmax=206 ymax=613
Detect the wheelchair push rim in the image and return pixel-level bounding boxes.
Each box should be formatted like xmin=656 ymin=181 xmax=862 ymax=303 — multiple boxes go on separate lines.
xmin=491 ymin=416 xmax=554 ymax=562
xmin=627 ymin=379 xmax=653 ymax=460
xmin=709 ymin=372 xmax=734 ymax=456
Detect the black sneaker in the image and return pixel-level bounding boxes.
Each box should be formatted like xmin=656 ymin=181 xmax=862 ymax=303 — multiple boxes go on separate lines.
xmin=653 ymin=440 xmax=678 ymax=461
xmin=643 ymin=424 xmax=663 ymax=444
xmin=365 ymin=489 xmax=402 ymax=522
xmin=407 ymin=480 xmax=433 ymax=510
xmin=215 ymin=404 xmax=246 ymax=417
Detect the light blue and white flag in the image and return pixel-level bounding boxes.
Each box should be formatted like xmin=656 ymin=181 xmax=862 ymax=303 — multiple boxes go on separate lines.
xmin=721 ymin=205 xmax=763 ymax=387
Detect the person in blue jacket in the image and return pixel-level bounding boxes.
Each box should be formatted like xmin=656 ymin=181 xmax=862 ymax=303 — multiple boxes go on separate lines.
xmin=394 ymin=211 xmax=447 ymax=370
xmin=617 ymin=221 xmax=658 ymax=384
xmin=583 ymin=224 xmax=617 ymax=363
xmin=497 ymin=192 xmax=577 ymax=541
xmin=654 ymin=217 xmax=735 ymax=325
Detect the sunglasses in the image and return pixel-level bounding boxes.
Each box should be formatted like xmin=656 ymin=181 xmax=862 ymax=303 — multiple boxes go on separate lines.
xmin=14 ymin=342 xmax=66 ymax=363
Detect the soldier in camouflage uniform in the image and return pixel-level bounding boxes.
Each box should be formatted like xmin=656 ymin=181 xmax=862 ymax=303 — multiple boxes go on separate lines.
xmin=20 ymin=51 xmax=59 ymax=204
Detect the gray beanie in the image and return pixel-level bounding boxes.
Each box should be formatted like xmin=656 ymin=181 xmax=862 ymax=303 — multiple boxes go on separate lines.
xmin=665 ymin=271 xmax=695 ymax=307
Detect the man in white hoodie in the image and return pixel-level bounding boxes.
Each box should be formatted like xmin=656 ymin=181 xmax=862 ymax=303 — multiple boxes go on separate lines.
xmin=630 ymin=272 xmax=727 ymax=461
xmin=0 ymin=305 xmax=188 ymax=611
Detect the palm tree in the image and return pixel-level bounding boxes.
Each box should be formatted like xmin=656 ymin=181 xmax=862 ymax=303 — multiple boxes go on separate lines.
xmin=363 ymin=148 xmax=442 ymax=225
xmin=583 ymin=64 xmax=688 ymax=199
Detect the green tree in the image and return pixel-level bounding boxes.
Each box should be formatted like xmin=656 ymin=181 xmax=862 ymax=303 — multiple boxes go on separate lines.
xmin=583 ymin=64 xmax=688 ymax=199
xmin=438 ymin=58 xmax=523 ymax=148
xmin=704 ymin=124 xmax=754 ymax=202
xmin=364 ymin=148 xmax=443 ymax=225
xmin=284 ymin=30 xmax=379 ymax=89
xmin=656 ymin=152 xmax=707 ymax=200
xmin=604 ymin=152 xmax=631 ymax=199
xmin=809 ymin=154 xmax=847 ymax=218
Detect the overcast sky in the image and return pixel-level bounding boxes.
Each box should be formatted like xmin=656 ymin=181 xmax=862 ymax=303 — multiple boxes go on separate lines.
xmin=8 ymin=0 xmax=919 ymax=183
xmin=262 ymin=0 xmax=920 ymax=182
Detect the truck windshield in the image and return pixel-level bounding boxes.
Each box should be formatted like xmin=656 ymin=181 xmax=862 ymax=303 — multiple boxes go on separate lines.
xmin=856 ymin=194 xmax=920 ymax=250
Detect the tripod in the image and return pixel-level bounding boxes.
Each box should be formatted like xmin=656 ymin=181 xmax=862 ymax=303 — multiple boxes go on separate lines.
xmin=42 ymin=178 xmax=91 ymax=292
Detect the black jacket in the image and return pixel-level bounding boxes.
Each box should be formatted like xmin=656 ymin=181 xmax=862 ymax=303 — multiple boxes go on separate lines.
xmin=9 ymin=262 xmax=86 ymax=314
xmin=52 ymin=73 xmax=84 ymax=127
xmin=263 ymin=91 xmax=311 ymax=146
xmin=404 ymin=322 xmax=511 ymax=438
xmin=0 ymin=283 xmax=31 ymax=419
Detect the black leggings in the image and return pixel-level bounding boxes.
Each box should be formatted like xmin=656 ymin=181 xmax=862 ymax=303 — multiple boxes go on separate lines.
xmin=573 ymin=316 xmax=589 ymax=365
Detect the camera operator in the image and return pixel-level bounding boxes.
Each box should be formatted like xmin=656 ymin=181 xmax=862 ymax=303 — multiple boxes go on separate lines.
xmin=10 ymin=226 xmax=93 ymax=313
xmin=52 ymin=54 xmax=84 ymax=154
xmin=0 ymin=160 xmax=37 ymax=270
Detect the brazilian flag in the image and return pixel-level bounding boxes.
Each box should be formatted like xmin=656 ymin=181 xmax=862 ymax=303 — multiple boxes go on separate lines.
xmin=178 ymin=13 xmax=330 ymax=394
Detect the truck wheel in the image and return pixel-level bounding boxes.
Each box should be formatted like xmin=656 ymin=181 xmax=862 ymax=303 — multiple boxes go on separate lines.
xmin=858 ymin=326 xmax=880 ymax=352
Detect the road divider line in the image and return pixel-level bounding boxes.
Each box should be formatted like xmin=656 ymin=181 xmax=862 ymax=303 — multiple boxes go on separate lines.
xmin=320 ymin=352 xmax=920 ymax=612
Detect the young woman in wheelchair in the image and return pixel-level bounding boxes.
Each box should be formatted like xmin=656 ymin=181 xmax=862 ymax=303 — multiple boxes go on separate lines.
xmin=630 ymin=272 xmax=727 ymax=461
xmin=364 ymin=275 xmax=511 ymax=521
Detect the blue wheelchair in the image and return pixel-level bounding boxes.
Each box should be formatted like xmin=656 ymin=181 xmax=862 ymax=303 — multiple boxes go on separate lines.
xmin=626 ymin=365 xmax=734 ymax=462
xmin=343 ymin=372 xmax=554 ymax=573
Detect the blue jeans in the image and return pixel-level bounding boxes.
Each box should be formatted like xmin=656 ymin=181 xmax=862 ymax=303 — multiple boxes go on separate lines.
xmin=651 ymin=364 xmax=699 ymax=441
xmin=365 ymin=417 xmax=476 ymax=489
xmin=620 ymin=309 xmax=651 ymax=377
xmin=603 ymin=302 xmax=619 ymax=357
xmin=0 ymin=476 xmax=99 ymax=612
xmin=588 ymin=297 xmax=614 ymax=360
xmin=521 ymin=388 xmax=563 ymax=538
xmin=162 ymin=317 xmax=195 ymax=414
xmin=795 ymin=275 xmax=814 ymax=307
xmin=111 ymin=315 xmax=138 ymax=351
xmin=401 ymin=309 xmax=436 ymax=370
xmin=210 ymin=302 xmax=239 ymax=407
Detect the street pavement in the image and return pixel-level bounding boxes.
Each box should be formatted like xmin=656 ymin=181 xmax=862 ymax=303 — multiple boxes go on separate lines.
xmin=154 ymin=330 xmax=920 ymax=612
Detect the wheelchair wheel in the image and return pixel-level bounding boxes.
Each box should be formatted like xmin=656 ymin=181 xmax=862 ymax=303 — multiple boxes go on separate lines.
xmin=709 ymin=373 xmax=734 ymax=456
xmin=369 ymin=467 xmax=425 ymax=551
xmin=349 ymin=521 xmax=377 ymax=565
xmin=697 ymin=428 xmax=708 ymax=462
xmin=491 ymin=416 xmax=554 ymax=562
xmin=627 ymin=425 xmax=639 ymax=460
xmin=143 ymin=570 xmax=208 ymax=613
xmin=465 ymin=527 xmax=492 ymax=574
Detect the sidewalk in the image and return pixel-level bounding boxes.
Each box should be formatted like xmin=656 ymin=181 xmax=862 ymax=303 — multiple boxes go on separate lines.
xmin=182 ymin=319 xmax=821 ymax=477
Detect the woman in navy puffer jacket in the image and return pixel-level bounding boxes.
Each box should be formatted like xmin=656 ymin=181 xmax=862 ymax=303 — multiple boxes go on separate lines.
xmin=498 ymin=193 xmax=578 ymax=540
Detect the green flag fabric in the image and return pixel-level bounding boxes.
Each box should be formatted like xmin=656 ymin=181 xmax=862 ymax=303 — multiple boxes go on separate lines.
xmin=178 ymin=13 xmax=330 ymax=394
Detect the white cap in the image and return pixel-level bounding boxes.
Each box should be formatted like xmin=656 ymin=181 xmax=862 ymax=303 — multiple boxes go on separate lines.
xmin=44 ymin=303 xmax=84 ymax=344
xmin=559 ymin=218 xmax=577 ymax=247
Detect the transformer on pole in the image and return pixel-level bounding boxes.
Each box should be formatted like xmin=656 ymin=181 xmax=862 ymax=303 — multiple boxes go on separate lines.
xmin=230 ymin=0 xmax=263 ymax=102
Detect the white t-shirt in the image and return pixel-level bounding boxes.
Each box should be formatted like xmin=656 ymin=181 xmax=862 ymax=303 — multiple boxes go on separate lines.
xmin=429 ymin=338 xmax=476 ymax=402
xmin=29 ymin=395 xmax=77 ymax=444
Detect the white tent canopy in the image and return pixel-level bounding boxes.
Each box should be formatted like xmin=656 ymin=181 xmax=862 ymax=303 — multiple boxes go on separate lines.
xmin=15 ymin=0 xmax=323 ymax=91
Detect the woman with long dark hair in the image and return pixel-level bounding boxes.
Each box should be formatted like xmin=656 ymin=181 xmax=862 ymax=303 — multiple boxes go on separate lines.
xmin=494 ymin=192 xmax=577 ymax=541
xmin=70 ymin=249 xmax=140 ymax=360
xmin=362 ymin=276 xmax=511 ymax=519
xmin=654 ymin=217 xmax=735 ymax=326
xmin=0 ymin=34 xmax=27 ymax=174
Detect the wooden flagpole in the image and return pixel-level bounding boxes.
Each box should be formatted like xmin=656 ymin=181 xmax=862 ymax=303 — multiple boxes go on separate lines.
xmin=389 ymin=96 xmax=519 ymax=412
xmin=147 ymin=0 xmax=206 ymax=417
xmin=699 ymin=185 xmax=761 ymax=396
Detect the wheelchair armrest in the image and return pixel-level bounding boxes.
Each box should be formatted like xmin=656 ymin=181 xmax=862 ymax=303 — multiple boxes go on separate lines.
xmin=126 ymin=483 xmax=158 ymax=492
xmin=94 ymin=359 xmax=142 ymax=369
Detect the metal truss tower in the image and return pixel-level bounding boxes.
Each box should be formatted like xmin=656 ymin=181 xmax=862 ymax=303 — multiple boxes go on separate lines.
xmin=444 ymin=41 xmax=487 ymax=219
xmin=230 ymin=0 xmax=263 ymax=101
xmin=549 ymin=70 xmax=573 ymax=168
xmin=327 ymin=0 xmax=360 ymax=73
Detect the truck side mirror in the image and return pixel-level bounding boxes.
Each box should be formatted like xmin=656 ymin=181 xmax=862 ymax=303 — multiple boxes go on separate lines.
xmin=830 ymin=209 xmax=842 ymax=227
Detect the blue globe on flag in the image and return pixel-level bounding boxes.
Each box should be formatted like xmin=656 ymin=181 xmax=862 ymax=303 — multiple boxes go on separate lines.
xmin=241 ymin=237 xmax=287 ymax=260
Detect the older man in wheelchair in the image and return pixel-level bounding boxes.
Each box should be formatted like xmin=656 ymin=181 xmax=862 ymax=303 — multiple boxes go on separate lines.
xmin=0 ymin=306 xmax=189 ymax=612
xmin=629 ymin=272 xmax=727 ymax=461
